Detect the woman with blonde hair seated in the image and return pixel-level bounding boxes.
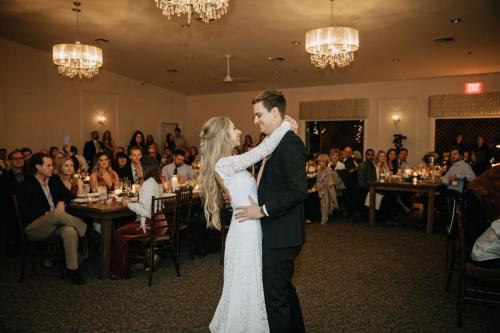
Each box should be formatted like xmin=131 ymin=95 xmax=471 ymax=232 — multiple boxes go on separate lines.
xmin=90 ymin=152 xmax=119 ymax=191
xmin=308 ymin=153 xmax=339 ymax=224
xmin=58 ymin=157 xmax=84 ymax=197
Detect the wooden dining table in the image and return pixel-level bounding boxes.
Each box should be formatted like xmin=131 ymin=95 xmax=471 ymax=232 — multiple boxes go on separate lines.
xmin=68 ymin=191 xmax=201 ymax=279
xmin=368 ymin=179 xmax=442 ymax=234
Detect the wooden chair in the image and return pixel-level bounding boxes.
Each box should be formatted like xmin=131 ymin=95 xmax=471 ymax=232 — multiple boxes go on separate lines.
xmin=454 ymin=196 xmax=500 ymax=327
xmin=175 ymin=188 xmax=194 ymax=269
xmin=13 ymin=195 xmax=65 ymax=283
xmin=128 ymin=195 xmax=179 ymax=286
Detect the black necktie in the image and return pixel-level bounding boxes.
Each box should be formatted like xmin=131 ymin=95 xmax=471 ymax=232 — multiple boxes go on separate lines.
xmin=174 ymin=165 xmax=178 ymax=175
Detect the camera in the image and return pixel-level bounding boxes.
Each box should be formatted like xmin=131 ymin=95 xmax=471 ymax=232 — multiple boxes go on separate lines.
xmin=393 ymin=134 xmax=407 ymax=150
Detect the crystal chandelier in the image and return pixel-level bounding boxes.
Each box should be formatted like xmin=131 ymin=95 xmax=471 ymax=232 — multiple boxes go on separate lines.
xmin=52 ymin=2 xmax=103 ymax=79
xmin=155 ymin=0 xmax=229 ymax=24
xmin=305 ymin=0 xmax=359 ymax=69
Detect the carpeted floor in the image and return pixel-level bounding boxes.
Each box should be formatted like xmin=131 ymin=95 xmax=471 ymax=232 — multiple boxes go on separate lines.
xmin=1 ymin=217 xmax=499 ymax=332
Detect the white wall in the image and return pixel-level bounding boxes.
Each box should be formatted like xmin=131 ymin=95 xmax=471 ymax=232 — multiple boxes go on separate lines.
xmin=187 ymin=73 xmax=500 ymax=165
xmin=0 ymin=38 xmax=187 ymax=153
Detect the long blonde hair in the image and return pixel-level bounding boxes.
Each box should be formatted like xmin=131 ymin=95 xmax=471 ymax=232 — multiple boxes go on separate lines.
xmin=199 ymin=117 xmax=234 ymax=230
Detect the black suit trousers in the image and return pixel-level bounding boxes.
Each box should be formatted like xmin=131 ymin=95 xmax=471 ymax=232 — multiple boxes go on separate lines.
xmin=263 ymin=245 xmax=305 ymax=333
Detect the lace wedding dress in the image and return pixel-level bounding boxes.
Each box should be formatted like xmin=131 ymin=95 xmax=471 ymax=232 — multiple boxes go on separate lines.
xmin=209 ymin=121 xmax=291 ymax=333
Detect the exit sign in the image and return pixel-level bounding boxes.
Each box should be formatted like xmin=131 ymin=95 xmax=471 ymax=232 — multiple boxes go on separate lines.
xmin=465 ymin=82 xmax=483 ymax=94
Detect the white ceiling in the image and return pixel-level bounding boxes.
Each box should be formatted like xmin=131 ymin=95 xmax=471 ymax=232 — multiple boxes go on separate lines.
xmin=1 ymin=0 xmax=499 ymax=95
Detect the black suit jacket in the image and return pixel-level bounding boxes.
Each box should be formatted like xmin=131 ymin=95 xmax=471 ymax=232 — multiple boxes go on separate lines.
xmin=20 ymin=175 xmax=65 ymax=226
xmin=117 ymin=163 xmax=134 ymax=182
xmin=83 ymin=140 xmax=103 ymax=169
xmin=0 ymin=170 xmax=26 ymax=224
xmin=258 ymin=131 xmax=308 ymax=249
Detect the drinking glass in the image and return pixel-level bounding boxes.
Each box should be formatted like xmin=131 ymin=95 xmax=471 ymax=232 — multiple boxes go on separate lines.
xmin=82 ymin=183 xmax=90 ymax=195
xmin=115 ymin=179 xmax=123 ymax=192
xmin=123 ymin=177 xmax=130 ymax=192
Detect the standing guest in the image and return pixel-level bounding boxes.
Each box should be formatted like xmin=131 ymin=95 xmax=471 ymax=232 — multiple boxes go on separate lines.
xmin=110 ymin=155 xmax=163 ymax=279
xmin=357 ymin=149 xmax=376 ymax=194
xmin=0 ymin=149 xmax=26 ymax=255
xmin=387 ymin=148 xmax=398 ymax=174
xmin=20 ymin=148 xmax=32 ymax=162
xmin=116 ymin=146 xmax=125 ymax=155
xmin=83 ymin=131 xmax=103 ymax=170
xmin=232 ymin=147 xmax=241 ymax=156
xmin=397 ymin=148 xmax=408 ymax=169
xmin=339 ymin=146 xmax=358 ymax=217
xmin=164 ymin=133 xmax=176 ymax=151
xmin=190 ymin=146 xmax=201 ymax=162
xmin=328 ymin=148 xmax=345 ymax=171
xmin=20 ymin=153 xmax=87 ymax=285
xmin=441 ymin=147 xmax=476 ymax=193
xmin=90 ymin=152 xmax=119 ymax=191
xmin=102 ymin=130 xmax=116 ymax=158
xmin=161 ymin=149 xmax=193 ymax=182
xmin=128 ymin=130 xmax=146 ymax=153
xmin=308 ymin=154 xmax=339 ymax=224
xmin=241 ymin=134 xmax=253 ymax=152
xmin=472 ymin=135 xmax=491 ymax=176
xmin=57 ymin=157 xmax=84 ymax=200
xmin=173 ymin=127 xmax=187 ymax=149
xmin=115 ymin=152 xmax=130 ymax=180
xmin=258 ymin=132 xmax=266 ymax=144
xmin=450 ymin=133 xmax=467 ymax=153
xmin=161 ymin=147 xmax=174 ymax=166
xmin=469 ymin=165 xmax=500 ymax=215
xmin=146 ymin=134 xmax=156 ymax=147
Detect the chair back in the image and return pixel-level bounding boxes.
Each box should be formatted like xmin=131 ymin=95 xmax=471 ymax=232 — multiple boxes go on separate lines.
xmin=12 ymin=194 xmax=26 ymax=242
xmin=176 ymin=188 xmax=193 ymax=227
xmin=150 ymin=196 xmax=176 ymax=240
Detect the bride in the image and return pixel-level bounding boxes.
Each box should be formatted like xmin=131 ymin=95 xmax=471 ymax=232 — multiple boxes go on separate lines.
xmin=199 ymin=116 xmax=295 ymax=333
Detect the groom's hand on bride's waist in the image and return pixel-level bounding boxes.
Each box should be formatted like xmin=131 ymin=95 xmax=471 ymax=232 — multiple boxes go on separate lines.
xmin=235 ymin=195 xmax=265 ymax=222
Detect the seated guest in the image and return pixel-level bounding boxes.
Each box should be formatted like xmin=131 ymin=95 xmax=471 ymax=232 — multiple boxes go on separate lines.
xmin=387 ymin=148 xmax=398 ymax=174
xmin=121 ymin=146 xmax=144 ymax=184
xmin=110 ymin=155 xmax=163 ymax=279
xmin=0 ymin=149 xmax=26 ymax=255
xmin=232 ymin=147 xmax=241 ymax=156
xmin=441 ymin=147 xmax=476 ymax=193
xmin=308 ymin=154 xmax=339 ymax=224
xmin=57 ymin=157 xmax=84 ymax=200
xmin=20 ymin=147 xmax=32 ymax=162
xmin=471 ymin=218 xmax=500 ymax=268
xmin=115 ymin=152 xmax=130 ymax=180
xmin=353 ymin=150 xmax=363 ymax=168
xmin=374 ymin=150 xmax=390 ymax=177
xmin=52 ymin=150 xmax=65 ymax=176
xmin=49 ymin=146 xmax=60 ymax=159
xmin=161 ymin=149 xmax=193 ymax=182
xmin=90 ymin=152 xmax=119 ymax=191
xmin=357 ymin=149 xmax=376 ymax=198
xmin=397 ymin=148 xmax=408 ymax=170
xmin=20 ymin=153 xmax=87 ymax=284
xmin=339 ymin=146 xmax=358 ymax=217
xmin=184 ymin=148 xmax=193 ymax=165
xmin=147 ymin=144 xmax=162 ymax=165
xmin=161 ymin=147 xmax=174 ymax=166
xmin=190 ymin=146 xmax=200 ymax=162
xmin=469 ymin=165 xmax=500 ymax=215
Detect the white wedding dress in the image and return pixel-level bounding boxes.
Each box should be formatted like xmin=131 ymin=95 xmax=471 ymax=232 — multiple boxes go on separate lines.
xmin=209 ymin=121 xmax=291 ymax=333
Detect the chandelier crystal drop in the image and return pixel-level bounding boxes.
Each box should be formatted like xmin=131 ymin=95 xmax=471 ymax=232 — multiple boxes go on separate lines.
xmin=155 ymin=0 xmax=229 ymax=24
xmin=52 ymin=2 xmax=103 ymax=79
xmin=305 ymin=1 xmax=359 ymax=69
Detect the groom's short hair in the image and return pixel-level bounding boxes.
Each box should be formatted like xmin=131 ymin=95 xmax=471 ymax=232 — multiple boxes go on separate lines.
xmin=252 ymin=90 xmax=286 ymax=118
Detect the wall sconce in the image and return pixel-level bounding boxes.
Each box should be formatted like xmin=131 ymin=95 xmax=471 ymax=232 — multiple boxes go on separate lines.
xmin=96 ymin=113 xmax=106 ymax=125
xmin=392 ymin=114 xmax=401 ymax=125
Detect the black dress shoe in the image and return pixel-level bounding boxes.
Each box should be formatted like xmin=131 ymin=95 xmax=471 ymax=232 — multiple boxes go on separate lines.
xmin=68 ymin=269 xmax=85 ymax=285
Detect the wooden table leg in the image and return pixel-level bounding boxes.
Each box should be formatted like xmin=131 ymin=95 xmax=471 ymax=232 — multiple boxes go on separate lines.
xmin=99 ymin=219 xmax=113 ymax=279
xmin=369 ymin=185 xmax=376 ymax=227
xmin=426 ymin=191 xmax=435 ymax=235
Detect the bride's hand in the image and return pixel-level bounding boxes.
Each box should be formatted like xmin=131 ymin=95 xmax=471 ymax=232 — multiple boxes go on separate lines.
xmin=284 ymin=116 xmax=298 ymax=134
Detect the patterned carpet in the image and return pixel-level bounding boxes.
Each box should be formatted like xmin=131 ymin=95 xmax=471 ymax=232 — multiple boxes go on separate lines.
xmin=1 ymin=217 xmax=499 ymax=333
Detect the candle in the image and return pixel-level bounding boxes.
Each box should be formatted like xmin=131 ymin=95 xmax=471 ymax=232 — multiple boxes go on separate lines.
xmin=171 ymin=176 xmax=179 ymax=192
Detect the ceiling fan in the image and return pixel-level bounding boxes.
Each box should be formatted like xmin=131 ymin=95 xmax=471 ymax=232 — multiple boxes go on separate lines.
xmin=216 ymin=54 xmax=254 ymax=83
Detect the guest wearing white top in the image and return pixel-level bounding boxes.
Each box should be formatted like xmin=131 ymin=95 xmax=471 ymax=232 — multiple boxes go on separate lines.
xmin=471 ymin=218 xmax=500 ymax=268
xmin=110 ymin=155 xmax=163 ymax=279
xmin=161 ymin=149 xmax=193 ymax=182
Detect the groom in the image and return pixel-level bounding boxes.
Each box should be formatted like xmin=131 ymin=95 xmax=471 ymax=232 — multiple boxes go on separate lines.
xmin=235 ymin=90 xmax=307 ymax=332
